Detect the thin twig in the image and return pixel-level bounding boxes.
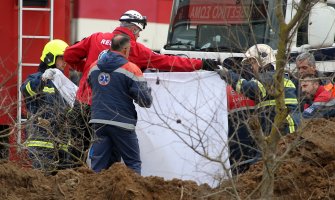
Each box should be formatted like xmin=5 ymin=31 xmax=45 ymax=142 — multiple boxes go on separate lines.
xmin=179 ymin=185 xmax=184 ymax=200
xmin=56 ymin=176 xmax=66 ymax=197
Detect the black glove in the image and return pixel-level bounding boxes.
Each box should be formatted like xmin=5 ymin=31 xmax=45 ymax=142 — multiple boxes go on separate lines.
xmin=202 ymin=59 xmax=221 ymax=71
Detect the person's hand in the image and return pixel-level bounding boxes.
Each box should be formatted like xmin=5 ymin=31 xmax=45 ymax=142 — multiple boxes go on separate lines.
xmin=147 ymin=87 xmax=152 ymax=94
xmin=217 ymin=67 xmax=229 ymax=80
xmin=42 ymin=68 xmax=57 ymax=81
xmin=202 ymin=59 xmax=221 ymax=71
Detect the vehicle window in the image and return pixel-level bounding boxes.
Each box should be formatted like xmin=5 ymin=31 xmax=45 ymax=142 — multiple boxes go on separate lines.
xmin=165 ymin=0 xmax=283 ymax=52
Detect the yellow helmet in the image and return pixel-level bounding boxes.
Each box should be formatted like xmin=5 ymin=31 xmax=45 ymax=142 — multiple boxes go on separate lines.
xmin=40 ymin=39 xmax=69 ymax=66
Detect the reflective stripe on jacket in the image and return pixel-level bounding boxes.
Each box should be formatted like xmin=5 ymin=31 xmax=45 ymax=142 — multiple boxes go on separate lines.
xmin=88 ymin=50 xmax=152 ymax=130
xmin=227 ymin=69 xmax=299 ymax=133
xmin=303 ymin=85 xmax=335 ymax=118
xmin=25 ymin=140 xmax=69 ymax=151
xmin=21 ymin=70 xmax=70 ymax=140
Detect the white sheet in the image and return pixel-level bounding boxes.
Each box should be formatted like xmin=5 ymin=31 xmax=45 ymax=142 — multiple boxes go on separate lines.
xmin=51 ymin=69 xmax=78 ymax=108
xmin=138 ymin=71 xmax=230 ymax=186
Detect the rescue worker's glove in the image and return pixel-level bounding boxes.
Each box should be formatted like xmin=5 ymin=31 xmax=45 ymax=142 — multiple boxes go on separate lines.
xmin=42 ymin=68 xmax=57 ymax=81
xmin=217 ymin=67 xmax=229 ymax=80
xmin=201 ymin=59 xmax=221 ymax=71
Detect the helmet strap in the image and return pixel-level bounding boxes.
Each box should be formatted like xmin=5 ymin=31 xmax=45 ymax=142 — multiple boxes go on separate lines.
xmin=259 ymin=64 xmax=274 ymax=73
xmin=119 ymin=18 xmax=147 ymax=30
xmin=43 ymin=52 xmax=54 ymax=66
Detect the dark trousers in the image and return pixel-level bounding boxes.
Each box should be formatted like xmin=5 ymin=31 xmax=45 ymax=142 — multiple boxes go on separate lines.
xmin=228 ymin=112 xmax=260 ymax=175
xmin=89 ymin=124 xmax=141 ymax=174
xmin=28 ymin=147 xmax=70 ymax=174
xmin=67 ymin=101 xmax=92 ymax=164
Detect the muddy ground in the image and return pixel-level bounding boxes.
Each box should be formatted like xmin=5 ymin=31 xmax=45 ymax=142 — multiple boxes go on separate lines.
xmin=0 ymin=118 xmax=334 ymax=199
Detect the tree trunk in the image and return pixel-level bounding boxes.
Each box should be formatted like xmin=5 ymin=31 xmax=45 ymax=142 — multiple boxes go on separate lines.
xmin=258 ymin=0 xmax=312 ymax=198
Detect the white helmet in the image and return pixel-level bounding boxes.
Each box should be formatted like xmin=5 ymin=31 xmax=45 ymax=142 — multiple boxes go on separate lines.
xmin=241 ymin=44 xmax=276 ymax=68
xmin=119 ymin=10 xmax=147 ymax=30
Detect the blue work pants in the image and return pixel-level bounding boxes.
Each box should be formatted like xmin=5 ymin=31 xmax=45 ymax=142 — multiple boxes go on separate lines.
xmin=89 ymin=124 xmax=141 ymax=174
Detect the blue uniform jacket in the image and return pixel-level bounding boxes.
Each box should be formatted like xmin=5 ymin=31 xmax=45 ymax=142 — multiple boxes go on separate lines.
xmin=88 ymin=50 xmax=152 ymax=130
xmin=227 ymin=70 xmax=298 ymax=110
xmin=225 ymin=69 xmax=299 ymax=133
xmin=20 ymin=71 xmax=69 ymax=141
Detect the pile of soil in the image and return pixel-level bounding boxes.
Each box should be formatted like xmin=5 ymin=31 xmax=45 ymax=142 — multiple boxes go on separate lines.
xmin=0 ymin=118 xmax=334 ymax=199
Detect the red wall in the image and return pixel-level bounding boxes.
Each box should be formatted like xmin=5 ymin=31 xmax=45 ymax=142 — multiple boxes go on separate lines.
xmin=72 ymin=0 xmax=172 ymax=24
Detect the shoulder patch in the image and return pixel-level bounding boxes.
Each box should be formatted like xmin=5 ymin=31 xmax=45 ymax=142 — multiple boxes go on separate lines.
xmin=98 ymin=72 xmax=110 ymax=86
xmin=122 ymin=62 xmax=143 ymax=77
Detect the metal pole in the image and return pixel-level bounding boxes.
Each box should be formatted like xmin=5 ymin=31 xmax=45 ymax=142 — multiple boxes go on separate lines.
xmin=17 ymin=0 xmax=54 ymax=147
xmin=17 ymin=0 xmax=23 ymax=146
xmin=50 ymin=0 xmax=54 ymax=40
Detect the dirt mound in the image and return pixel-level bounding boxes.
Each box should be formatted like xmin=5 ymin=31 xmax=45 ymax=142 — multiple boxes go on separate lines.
xmin=231 ymin=118 xmax=335 ymax=199
xmin=0 ymin=162 xmax=212 ymax=200
xmin=0 ymin=118 xmax=334 ymax=199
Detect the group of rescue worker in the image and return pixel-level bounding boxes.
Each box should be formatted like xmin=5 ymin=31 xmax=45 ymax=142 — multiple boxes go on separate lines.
xmin=221 ymin=45 xmax=335 ymax=175
xmin=20 ymin=9 xmax=335 ymax=176
xmin=20 ymin=10 xmax=219 ymax=175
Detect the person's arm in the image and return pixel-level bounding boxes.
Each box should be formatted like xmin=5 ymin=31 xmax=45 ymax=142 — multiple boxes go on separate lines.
xmin=132 ymin=81 xmax=152 ymax=108
xmin=20 ymin=73 xmax=44 ymax=97
xmin=302 ymin=103 xmax=323 ymax=118
xmin=303 ymin=96 xmax=335 ymax=118
xmin=126 ymin=63 xmax=153 ymax=108
xmin=20 ymin=73 xmax=45 ymax=115
xmin=129 ymin=41 xmax=203 ymax=72
xmin=63 ymin=36 xmax=93 ymax=72
xmin=224 ymin=70 xmax=266 ymax=101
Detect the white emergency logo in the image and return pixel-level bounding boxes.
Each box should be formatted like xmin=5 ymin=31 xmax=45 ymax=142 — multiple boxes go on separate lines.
xmin=98 ymin=72 xmax=110 ymax=86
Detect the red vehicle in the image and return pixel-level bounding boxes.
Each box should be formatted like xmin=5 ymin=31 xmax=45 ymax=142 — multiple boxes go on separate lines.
xmin=71 ymin=0 xmax=172 ymax=51
xmin=0 ymin=0 xmax=174 ymax=161
xmin=0 ymin=0 xmax=71 ymax=160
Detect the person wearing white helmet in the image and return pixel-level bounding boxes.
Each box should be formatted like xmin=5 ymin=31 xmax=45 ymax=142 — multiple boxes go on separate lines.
xmin=218 ymin=44 xmax=299 ymax=136
xmin=21 ymin=39 xmax=75 ymax=174
xmin=119 ymin=10 xmax=147 ymax=40
xmin=64 ymin=9 xmax=219 ymax=106
xmin=217 ymin=44 xmax=300 ymax=174
xmin=241 ymin=44 xmax=276 ymax=72
xmin=63 ymin=9 xmax=220 ymax=159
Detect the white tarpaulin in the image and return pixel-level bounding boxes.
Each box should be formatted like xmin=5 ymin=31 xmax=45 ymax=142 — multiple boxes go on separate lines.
xmin=137 ymin=71 xmax=230 ymax=186
xmin=50 ymin=68 xmax=78 ymax=108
